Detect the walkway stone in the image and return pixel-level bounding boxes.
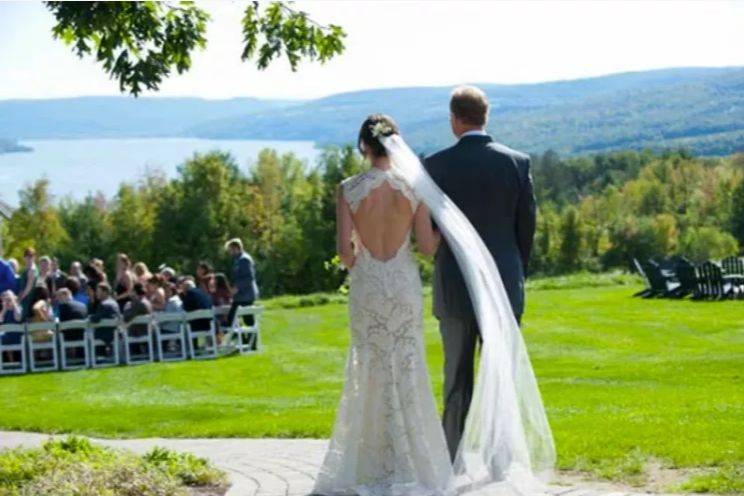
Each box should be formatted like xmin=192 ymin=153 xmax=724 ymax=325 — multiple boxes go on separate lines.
xmin=0 ymin=431 xmax=682 ymax=496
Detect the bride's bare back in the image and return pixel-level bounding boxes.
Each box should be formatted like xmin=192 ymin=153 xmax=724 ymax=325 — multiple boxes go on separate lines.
xmin=337 ymin=167 xmax=439 ymax=268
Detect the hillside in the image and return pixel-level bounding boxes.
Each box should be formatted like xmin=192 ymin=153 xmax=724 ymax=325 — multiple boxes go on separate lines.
xmin=1 ymin=67 xmax=742 ymax=155
xmin=0 ymin=96 xmax=296 ymax=139
xmin=189 ymin=67 xmax=744 ymax=155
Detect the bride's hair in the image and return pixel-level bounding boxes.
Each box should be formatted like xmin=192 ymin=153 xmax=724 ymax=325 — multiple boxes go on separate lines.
xmin=358 ymin=114 xmax=399 ymax=158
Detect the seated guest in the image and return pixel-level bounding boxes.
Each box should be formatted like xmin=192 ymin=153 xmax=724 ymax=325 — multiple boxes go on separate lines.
xmin=66 ymin=276 xmax=89 ymax=307
xmin=56 ymin=288 xmax=88 ymax=322
xmin=27 ymin=286 xmax=54 ymax=346
xmin=28 ymin=286 xmax=54 ymax=323
xmin=226 ymin=238 xmax=259 ymax=327
xmin=161 ymin=282 xmax=184 ymax=334
xmin=179 ymin=276 xmax=213 ymax=333
xmin=0 ymin=290 xmax=22 ymax=324
xmin=146 ymin=275 xmax=166 ymax=312
xmin=0 ymin=257 xmax=15 ymax=294
xmin=133 ymin=262 xmax=153 ymax=285
xmin=211 ymin=273 xmax=233 ymax=307
xmin=0 ymin=290 xmax=23 ymax=362
xmin=89 ymin=282 xmax=121 ymax=347
xmin=83 ymin=263 xmax=106 ymax=313
xmin=123 ymin=283 xmax=152 ymax=357
xmin=56 ymin=288 xmax=88 ymax=344
xmin=196 ymin=261 xmax=214 ymax=294
xmin=211 ymin=273 xmax=233 ymax=334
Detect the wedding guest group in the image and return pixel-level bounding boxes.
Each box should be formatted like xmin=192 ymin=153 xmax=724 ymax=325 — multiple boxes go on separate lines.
xmin=0 ymin=238 xmax=259 ymax=342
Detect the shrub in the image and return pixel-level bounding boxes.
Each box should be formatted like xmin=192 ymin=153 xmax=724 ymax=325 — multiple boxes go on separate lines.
xmin=0 ymin=437 xmax=227 ymax=495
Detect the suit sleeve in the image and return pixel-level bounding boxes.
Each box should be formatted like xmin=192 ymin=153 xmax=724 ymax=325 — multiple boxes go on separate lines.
xmin=516 ymin=157 xmax=537 ymax=275
xmin=423 ymin=156 xmax=440 ymax=232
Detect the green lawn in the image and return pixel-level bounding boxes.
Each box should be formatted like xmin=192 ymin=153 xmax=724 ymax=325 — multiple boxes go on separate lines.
xmin=1 ymin=275 xmax=742 ymax=493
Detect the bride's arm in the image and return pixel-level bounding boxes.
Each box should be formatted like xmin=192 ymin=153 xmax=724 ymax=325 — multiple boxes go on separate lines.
xmin=414 ymin=203 xmax=440 ymax=256
xmin=336 ymin=185 xmax=356 ymax=269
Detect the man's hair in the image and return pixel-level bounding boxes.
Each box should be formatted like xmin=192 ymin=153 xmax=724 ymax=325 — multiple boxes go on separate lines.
xmin=450 ymin=85 xmax=490 ymax=127
xmin=132 ymin=282 xmax=146 ymax=297
xmin=65 ymin=276 xmax=81 ymax=294
xmin=24 ymin=247 xmax=36 ymax=258
xmin=225 ymin=238 xmax=243 ymax=251
xmin=97 ymin=282 xmax=112 ymax=295
xmin=56 ymin=288 xmax=72 ymax=301
xmin=39 ymin=255 xmax=51 ymax=264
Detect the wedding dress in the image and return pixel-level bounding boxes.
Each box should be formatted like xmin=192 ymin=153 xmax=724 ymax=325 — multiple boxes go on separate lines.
xmin=315 ymin=135 xmax=555 ymax=496
xmin=313 ymin=166 xmax=455 ymax=496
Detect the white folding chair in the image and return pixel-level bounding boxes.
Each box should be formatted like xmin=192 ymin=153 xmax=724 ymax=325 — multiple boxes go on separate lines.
xmin=121 ymin=314 xmax=155 ymax=365
xmin=0 ymin=323 xmax=27 ymax=375
xmin=184 ymin=309 xmax=217 ymax=360
xmin=27 ymin=321 xmax=59 ymax=372
xmin=58 ymin=319 xmax=90 ymax=370
xmin=229 ymin=305 xmax=264 ymax=354
xmin=153 ymin=312 xmax=187 ymax=362
xmin=88 ymin=318 xmax=120 ymax=368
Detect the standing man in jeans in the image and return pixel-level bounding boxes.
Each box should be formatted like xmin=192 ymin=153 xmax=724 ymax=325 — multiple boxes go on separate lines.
xmin=225 ymin=238 xmax=259 ymax=329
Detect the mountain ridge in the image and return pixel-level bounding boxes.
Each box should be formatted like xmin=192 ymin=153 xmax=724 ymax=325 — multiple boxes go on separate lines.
xmin=1 ymin=66 xmax=743 ymax=156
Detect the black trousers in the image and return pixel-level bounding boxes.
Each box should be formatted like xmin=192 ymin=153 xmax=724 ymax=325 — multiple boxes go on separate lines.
xmin=227 ymin=300 xmax=254 ymax=328
xmin=439 ymin=311 xmax=521 ymax=461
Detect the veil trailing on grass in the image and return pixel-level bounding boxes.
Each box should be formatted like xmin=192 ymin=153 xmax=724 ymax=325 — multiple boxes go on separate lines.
xmin=381 ymin=134 xmax=555 ymax=495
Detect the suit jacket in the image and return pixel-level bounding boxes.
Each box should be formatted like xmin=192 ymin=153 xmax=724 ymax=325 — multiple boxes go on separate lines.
xmin=181 ymin=287 xmax=213 ymax=331
xmin=424 ymin=135 xmax=536 ymax=320
xmin=89 ymin=297 xmax=121 ymax=323
xmin=58 ymin=300 xmax=88 ymax=322
xmin=233 ymin=252 xmax=259 ymax=304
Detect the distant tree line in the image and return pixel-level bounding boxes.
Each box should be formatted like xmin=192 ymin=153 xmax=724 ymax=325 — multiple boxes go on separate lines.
xmin=2 ymin=147 xmax=743 ymax=297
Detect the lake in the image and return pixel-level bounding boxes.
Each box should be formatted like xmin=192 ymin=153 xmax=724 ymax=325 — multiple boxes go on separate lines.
xmin=0 ymin=138 xmax=321 ymax=205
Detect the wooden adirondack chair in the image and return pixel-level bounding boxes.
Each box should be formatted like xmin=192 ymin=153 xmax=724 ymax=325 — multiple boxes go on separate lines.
xmin=672 ymin=258 xmax=699 ymax=299
xmin=640 ymin=259 xmax=679 ymax=298
xmin=633 ymin=258 xmax=654 ymax=297
xmin=695 ymin=261 xmax=733 ymax=299
xmin=721 ymin=256 xmax=744 ymax=298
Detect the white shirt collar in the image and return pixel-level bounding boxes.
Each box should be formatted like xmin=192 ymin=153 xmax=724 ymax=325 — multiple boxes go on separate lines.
xmin=459 ymin=129 xmax=488 ymax=140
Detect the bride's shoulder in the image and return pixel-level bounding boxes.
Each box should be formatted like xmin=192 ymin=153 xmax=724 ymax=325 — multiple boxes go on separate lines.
xmin=340 ymin=170 xmax=372 ymax=193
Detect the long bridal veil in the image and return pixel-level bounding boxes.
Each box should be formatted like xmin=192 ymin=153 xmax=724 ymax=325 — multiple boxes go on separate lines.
xmin=381 ymin=134 xmax=556 ymax=495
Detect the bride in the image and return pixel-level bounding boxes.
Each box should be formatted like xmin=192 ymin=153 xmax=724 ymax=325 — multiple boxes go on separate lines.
xmin=313 ymin=114 xmax=554 ymax=496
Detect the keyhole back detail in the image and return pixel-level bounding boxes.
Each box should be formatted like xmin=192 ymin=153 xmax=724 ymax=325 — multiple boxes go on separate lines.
xmin=341 ymin=167 xmax=420 ymax=263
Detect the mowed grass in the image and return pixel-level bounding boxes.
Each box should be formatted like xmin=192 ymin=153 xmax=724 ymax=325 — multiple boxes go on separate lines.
xmin=0 ymin=274 xmax=742 ymax=492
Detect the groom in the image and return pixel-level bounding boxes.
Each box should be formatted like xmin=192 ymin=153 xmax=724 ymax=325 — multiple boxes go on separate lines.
xmin=424 ymin=85 xmax=537 ymax=460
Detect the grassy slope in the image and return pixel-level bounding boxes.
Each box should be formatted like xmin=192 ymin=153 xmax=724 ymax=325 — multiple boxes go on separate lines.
xmin=0 ymin=277 xmax=742 ymax=491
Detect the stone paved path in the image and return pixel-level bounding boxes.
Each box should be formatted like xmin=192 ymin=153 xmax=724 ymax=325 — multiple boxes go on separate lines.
xmin=0 ymin=431 xmax=684 ymax=496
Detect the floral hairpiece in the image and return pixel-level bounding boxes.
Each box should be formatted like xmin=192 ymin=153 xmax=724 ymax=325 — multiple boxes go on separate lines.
xmin=370 ymin=121 xmax=393 ymax=139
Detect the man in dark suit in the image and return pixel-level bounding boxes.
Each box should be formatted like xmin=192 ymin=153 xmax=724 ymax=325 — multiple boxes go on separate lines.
xmin=56 ymin=288 xmax=88 ymax=321
xmin=123 ymin=282 xmax=153 ymax=335
xmin=179 ymin=276 xmax=213 ymax=331
xmin=89 ymin=282 xmax=121 ymax=347
xmin=56 ymin=288 xmax=88 ymax=350
xmin=424 ymin=85 xmax=537 ymax=460
xmin=225 ymin=238 xmax=259 ymax=328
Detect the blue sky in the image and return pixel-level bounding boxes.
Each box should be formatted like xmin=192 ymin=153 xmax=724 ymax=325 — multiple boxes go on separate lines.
xmin=1 ymin=0 xmax=743 ymax=100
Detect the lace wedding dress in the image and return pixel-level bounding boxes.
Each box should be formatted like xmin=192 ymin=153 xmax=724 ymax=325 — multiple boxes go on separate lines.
xmin=313 ymin=167 xmax=454 ymax=496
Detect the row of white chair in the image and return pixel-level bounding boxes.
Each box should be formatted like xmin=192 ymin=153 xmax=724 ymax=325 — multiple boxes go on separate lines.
xmin=0 ymin=305 xmax=263 ymax=375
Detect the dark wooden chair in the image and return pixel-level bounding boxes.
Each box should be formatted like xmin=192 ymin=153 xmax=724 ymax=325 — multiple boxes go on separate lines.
xmin=671 ymin=258 xmax=699 ymax=299
xmin=721 ymin=256 xmax=744 ymax=298
xmin=695 ymin=261 xmax=733 ymax=299
xmin=633 ymin=258 xmax=654 ymax=297
xmin=640 ymin=259 xmax=679 ymax=298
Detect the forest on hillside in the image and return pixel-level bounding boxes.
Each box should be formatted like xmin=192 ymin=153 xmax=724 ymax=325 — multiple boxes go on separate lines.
xmin=2 ymin=147 xmax=744 ymax=297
